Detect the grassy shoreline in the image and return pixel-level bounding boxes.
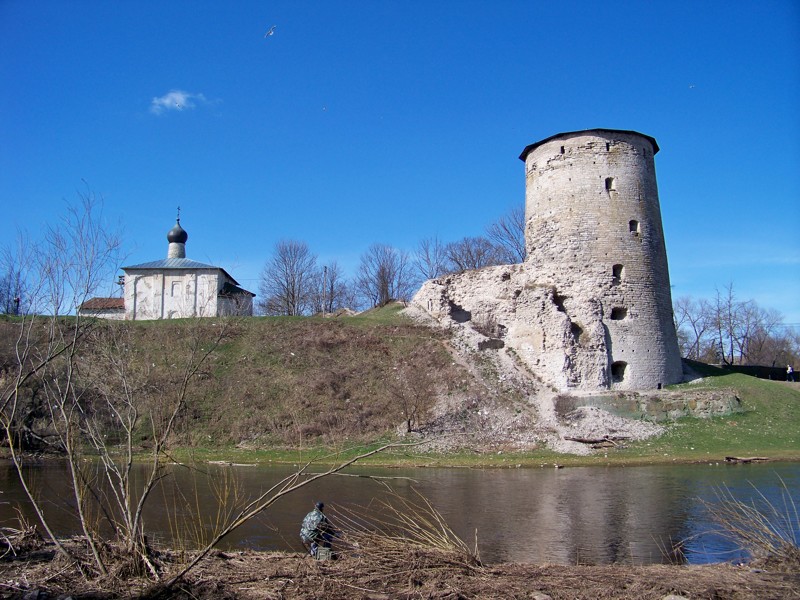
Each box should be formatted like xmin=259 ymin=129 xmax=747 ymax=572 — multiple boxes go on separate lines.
xmin=164 ymin=442 xmax=800 ymax=469
xmin=164 ymin=362 xmax=800 ymax=468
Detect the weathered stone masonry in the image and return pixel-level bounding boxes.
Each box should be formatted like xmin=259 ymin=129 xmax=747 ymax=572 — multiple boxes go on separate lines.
xmin=412 ymin=129 xmax=683 ymax=391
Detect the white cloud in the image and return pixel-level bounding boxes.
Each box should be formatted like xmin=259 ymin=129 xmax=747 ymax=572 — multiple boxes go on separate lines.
xmin=149 ymin=89 xmax=208 ymax=115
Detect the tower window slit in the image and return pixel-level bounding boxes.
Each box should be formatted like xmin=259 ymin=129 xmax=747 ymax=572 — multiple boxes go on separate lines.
xmin=612 ymin=264 xmax=624 ymax=283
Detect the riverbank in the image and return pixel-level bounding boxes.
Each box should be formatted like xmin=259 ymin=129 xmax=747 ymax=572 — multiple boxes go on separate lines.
xmin=3 ymin=308 xmax=799 ymax=466
xmin=162 ymin=356 xmax=800 ymax=467
xmin=1 ymin=542 xmax=798 ymax=599
xmin=166 ymin=441 xmax=800 ymax=469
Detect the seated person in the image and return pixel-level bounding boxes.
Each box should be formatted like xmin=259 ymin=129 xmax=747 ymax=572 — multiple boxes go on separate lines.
xmin=300 ymin=501 xmax=335 ymax=557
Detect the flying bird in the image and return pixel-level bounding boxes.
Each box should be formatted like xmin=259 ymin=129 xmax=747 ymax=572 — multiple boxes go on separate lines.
xmin=264 ymin=25 xmax=276 ymax=38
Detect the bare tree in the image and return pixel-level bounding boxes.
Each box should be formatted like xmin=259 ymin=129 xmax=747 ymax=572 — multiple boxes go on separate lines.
xmin=310 ymin=261 xmax=350 ymax=314
xmin=0 ymin=258 xmax=25 ymax=315
xmin=0 ymin=194 xmax=245 ymax=581
xmin=444 ymin=236 xmax=503 ymax=273
xmin=387 ymin=351 xmax=435 ymax=433
xmin=673 ymin=295 xmax=713 ymax=360
xmin=745 ymin=308 xmax=792 ymax=366
xmin=485 ymin=204 xmax=526 ymax=264
xmin=413 ymin=236 xmax=449 ymax=282
xmin=79 ymin=319 xmax=230 ymax=575
xmin=355 ymin=244 xmax=413 ymax=308
xmin=258 ymin=240 xmax=317 ymax=316
xmin=674 ymin=289 xmax=799 ymax=367
xmin=1 ymin=192 xmax=122 ymax=572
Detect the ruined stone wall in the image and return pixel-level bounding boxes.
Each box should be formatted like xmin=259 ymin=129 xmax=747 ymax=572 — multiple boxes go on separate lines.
xmin=411 ymin=129 xmax=683 ymax=392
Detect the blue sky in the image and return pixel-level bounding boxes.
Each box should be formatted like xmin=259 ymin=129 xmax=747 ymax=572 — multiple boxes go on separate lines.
xmin=1 ymin=1 xmax=798 ymax=323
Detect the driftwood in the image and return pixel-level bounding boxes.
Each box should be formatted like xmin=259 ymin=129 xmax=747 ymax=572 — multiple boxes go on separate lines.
xmin=589 ymin=441 xmax=616 ymax=449
xmin=564 ymin=435 xmax=630 ymax=446
xmin=724 ymin=456 xmax=770 ymax=464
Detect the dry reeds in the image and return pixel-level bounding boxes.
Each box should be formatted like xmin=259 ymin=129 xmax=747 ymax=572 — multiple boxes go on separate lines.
xmin=701 ymin=477 xmax=799 ymax=570
xmin=0 ymin=510 xmax=41 ymax=559
xmin=163 ymin=465 xmax=247 ymax=560
xmin=323 ymin=489 xmax=481 ymax=590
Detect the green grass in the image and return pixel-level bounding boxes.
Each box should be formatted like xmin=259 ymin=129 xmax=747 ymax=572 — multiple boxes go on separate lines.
xmin=345 ymin=302 xmax=411 ymax=325
xmin=624 ymin=364 xmax=800 ymax=463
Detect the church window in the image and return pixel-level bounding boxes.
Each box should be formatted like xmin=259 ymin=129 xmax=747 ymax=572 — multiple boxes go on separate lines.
xmin=605 ymin=177 xmax=616 ymax=192
xmin=629 ymin=220 xmax=640 ymax=235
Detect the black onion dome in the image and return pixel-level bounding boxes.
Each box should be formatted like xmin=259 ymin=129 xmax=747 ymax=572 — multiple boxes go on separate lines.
xmin=167 ymin=220 xmax=188 ymax=244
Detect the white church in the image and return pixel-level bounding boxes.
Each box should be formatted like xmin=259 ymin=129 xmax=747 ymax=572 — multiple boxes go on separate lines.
xmin=79 ymin=217 xmax=255 ymax=320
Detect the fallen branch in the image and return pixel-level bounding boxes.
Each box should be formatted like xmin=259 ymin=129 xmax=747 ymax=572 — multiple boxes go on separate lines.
xmin=590 ymin=441 xmax=616 ymax=449
xmin=564 ymin=435 xmax=630 ymax=445
xmin=724 ymin=456 xmax=770 ymax=464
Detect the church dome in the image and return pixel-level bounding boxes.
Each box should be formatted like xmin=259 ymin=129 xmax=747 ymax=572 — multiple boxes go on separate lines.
xmin=167 ymin=220 xmax=188 ymax=244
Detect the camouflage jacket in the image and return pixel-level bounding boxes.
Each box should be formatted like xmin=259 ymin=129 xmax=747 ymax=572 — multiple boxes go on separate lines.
xmin=300 ymin=508 xmax=329 ymax=543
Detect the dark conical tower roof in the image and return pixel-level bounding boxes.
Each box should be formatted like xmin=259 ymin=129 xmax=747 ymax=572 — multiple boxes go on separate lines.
xmin=167 ymin=219 xmax=188 ymax=244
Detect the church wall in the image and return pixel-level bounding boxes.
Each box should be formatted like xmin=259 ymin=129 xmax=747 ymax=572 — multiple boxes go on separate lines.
xmin=218 ymin=294 xmax=253 ymax=317
xmin=125 ymin=269 xmax=222 ymax=320
xmin=77 ymin=308 xmax=125 ymax=321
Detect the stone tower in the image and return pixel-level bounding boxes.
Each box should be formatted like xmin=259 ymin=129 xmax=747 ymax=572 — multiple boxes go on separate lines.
xmin=519 ymin=129 xmax=682 ymax=389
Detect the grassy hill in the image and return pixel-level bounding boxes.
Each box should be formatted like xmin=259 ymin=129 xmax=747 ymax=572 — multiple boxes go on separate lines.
xmin=625 ymin=361 xmax=800 ymax=462
xmin=185 ymin=304 xmax=469 ymax=447
xmin=2 ymin=306 xmax=798 ymax=465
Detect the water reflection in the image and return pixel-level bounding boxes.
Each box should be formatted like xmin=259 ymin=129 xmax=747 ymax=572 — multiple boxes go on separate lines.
xmin=412 ymin=466 xmax=693 ymax=564
xmin=1 ymin=460 xmax=797 ymax=565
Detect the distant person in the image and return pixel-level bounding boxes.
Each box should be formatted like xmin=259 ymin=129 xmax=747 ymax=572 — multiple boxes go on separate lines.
xmin=300 ymin=501 xmax=334 ymax=557
xmin=788 ymin=365 xmax=795 ymax=382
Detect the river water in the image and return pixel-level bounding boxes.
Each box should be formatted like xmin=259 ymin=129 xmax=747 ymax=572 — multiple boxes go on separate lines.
xmin=1 ymin=460 xmax=797 ymax=565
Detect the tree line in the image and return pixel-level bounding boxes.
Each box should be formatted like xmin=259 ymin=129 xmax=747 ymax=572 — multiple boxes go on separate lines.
xmin=257 ymin=205 xmax=525 ymax=315
xmin=673 ymin=284 xmax=799 ymax=368
xmin=3 ymin=197 xmax=795 ymax=370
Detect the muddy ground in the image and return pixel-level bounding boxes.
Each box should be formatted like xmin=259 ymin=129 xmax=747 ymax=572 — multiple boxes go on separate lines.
xmin=2 ymin=543 xmax=798 ymax=600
